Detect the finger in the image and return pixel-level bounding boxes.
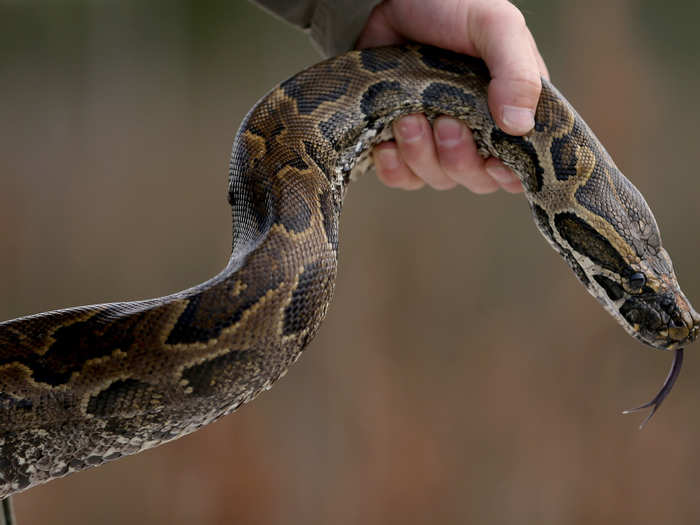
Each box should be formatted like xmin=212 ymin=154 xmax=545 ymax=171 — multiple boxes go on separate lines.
xmin=373 ymin=142 xmax=425 ymax=190
xmin=393 ymin=114 xmax=456 ymax=190
xmin=469 ymin=2 xmax=542 ymax=135
xmin=433 ymin=117 xmax=498 ymax=194
xmin=484 ymin=157 xmax=524 ymax=194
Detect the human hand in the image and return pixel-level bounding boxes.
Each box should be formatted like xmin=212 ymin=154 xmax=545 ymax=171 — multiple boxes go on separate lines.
xmin=356 ymin=0 xmax=549 ymax=193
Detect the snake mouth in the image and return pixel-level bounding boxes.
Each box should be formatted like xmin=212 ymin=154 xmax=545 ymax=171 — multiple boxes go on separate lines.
xmin=667 ymin=316 xmax=692 ymax=343
xmin=625 ymin=294 xmax=700 ymax=350
xmin=666 ymin=306 xmax=700 ymax=345
xmin=649 ymin=315 xmax=696 ymax=349
xmin=686 ymin=307 xmax=700 ymax=343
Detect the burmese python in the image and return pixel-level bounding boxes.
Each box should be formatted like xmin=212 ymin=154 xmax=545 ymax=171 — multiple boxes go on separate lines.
xmin=0 ymin=44 xmax=698 ymax=500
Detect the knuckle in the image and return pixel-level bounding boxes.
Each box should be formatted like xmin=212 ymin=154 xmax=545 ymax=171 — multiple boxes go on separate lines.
xmin=505 ymin=3 xmax=526 ymax=27
xmin=396 ymin=139 xmax=422 ymax=161
xmin=439 ymin=152 xmax=481 ymax=182
xmin=398 ymin=141 xmax=437 ymax=173
xmin=439 ymin=153 xmax=471 ymax=176
xmin=500 ymin=69 xmax=542 ymax=106
xmin=511 ymin=69 xmax=542 ymax=91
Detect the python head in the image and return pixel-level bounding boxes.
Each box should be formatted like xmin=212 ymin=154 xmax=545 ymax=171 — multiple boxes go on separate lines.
xmin=554 ymin=207 xmax=700 ymax=350
xmin=546 ymin=189 xmax=699 ymax=426
xmin=581 ymin=232 xmax=700 ymax=351
xmin=544 ymin=172 xmax=700 ymax=351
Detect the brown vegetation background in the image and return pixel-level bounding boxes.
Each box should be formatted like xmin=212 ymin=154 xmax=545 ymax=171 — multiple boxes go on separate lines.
xmin=2 ymin=1 xmax=700 ymax=523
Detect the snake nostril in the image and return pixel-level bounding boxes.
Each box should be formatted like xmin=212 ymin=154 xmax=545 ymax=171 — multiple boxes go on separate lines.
xmin=625 ymin=309 xmax=641 ymax=324
xmin=660 ymin=297 xmax=677 ymax=317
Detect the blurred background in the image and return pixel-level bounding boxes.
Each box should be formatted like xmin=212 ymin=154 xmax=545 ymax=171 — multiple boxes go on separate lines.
xmin=2 ymin=1 xmax=700 ymax=523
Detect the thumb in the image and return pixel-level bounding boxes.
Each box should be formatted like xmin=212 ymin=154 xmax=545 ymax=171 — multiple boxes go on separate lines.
xmin=469 ymin=4 xmax=542 ymax=135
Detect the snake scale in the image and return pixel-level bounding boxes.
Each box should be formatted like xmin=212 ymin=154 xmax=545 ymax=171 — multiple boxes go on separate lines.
xmin=1 ymin=44 xmax=698 ymax=499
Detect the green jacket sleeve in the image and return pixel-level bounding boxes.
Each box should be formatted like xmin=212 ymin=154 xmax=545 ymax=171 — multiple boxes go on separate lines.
xmin=251 ymin=0 xmax=383 ymax=57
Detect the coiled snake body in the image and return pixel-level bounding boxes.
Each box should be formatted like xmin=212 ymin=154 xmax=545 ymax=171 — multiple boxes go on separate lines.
xmin=0 ymin=45 xmax=698 ymax=498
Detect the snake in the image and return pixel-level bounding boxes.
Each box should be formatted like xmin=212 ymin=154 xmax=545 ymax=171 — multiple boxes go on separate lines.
xmin=0 ymin=44 xmax=698 ymax=500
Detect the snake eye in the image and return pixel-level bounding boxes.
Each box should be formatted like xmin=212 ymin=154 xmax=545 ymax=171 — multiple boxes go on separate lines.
xmin=629 ymin=272 xmax=646 ymax=290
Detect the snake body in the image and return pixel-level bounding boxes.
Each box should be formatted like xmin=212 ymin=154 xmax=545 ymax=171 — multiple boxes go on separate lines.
xmin=0 ymin=45 xmax=698 ymax=498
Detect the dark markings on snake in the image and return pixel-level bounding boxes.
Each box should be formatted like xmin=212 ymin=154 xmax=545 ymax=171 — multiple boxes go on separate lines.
xmin=319 ymin=111 xmax=348 ymax=150
xmin=273 ymin=149 xmax=313 ymax=181
xmin=658 ymin=294 xmax=682 ymax=320
xmin=554 ymin=212 xmax=630 ymax=275
xmin=101 ymin=418 xmax=134 ymax=440
xmin=283 ymin=260 xmax=325 ymax=336
xmin=229 ymin=175 xmax=276 ymax=242
xmin=319 ymin=188 xmax=339 ymax=251
xmin=86 ymin=378 xmax=153 ymax=417
xmin=531 ymin=204 xmax=553 ymax=237
xmin=490 ymin=129 xmax=544 ymax=192
xmin=166 ymin=271 xmax=284 ymax=345
xmin=421 ymin=83 xmax=476 ymax=113
xmin=531 ymin=204 xmax=589 ymax=285
xmin=620 ymin=297 xmax=665 ymax=331
xmin=594 ymin=274 xmax=625 ymax=301
xmin=550 ymin=122 xmax=582 ymax=181
xmin=417 ymin=45 xmax=487 ymax=77
xmin=360 ymin=81 xmax=406 ymax=118
xmin=302 ymin=140 xmax=327 ymax=171
xmin=181 ymin=350 xmax=249 ymax=397
xmin=7 ymin=315 xmax=139 ymax=386
xmin=166 ymin=296 xmax=208 ymax=345
xmin=68 ymin=459 xmax=85 ymax=471
xmin=360 ymin=48 xmax=400 ymax=72
xmin=245 ymin=123 xmax=266 ymax=141
xmin=278 ymin=189 xmax=312 ymax=234
xmin=281 ymin=75 xmax=350 ymax=115
xmin=264 ymin=121 xmax=285 ymax=151
xmin=286 ymin=155 xmax=309 ymax=171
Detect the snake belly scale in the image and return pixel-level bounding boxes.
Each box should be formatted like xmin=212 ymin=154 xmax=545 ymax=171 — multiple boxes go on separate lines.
xmin=0 ymin=45 xmax=698 ymax=498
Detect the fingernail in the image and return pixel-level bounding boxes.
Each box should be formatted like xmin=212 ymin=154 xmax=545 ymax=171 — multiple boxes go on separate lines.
xmin=434 ymin=117 xmax=464 ymax=147
xmin=486 ymin=163 xmax=517 ymax=183
xmin=396 ymin=115 xmax=423 ymax=142
xmin=375 ymin=147 xmax=400 ymax=171
xmin=502 ymin=105 xmax=535 ymax=134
